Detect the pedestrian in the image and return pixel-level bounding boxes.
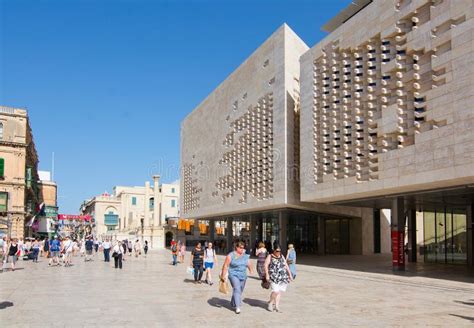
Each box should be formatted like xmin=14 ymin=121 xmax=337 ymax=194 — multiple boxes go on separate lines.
xmin=134 ymin=239 xmax=141 ymax=257
xmin=79 ymin=239 xmax=85 ymax=257
xmin=93 ymin=238 xmax=99 ymax=253
xmin=102 ymin=238 xmax=111 ymax=262
xmin=171 ymin=241 xmax=178 ymax=265
xmin=190 ymin=242 xmax=204 ymax=283
xmin=85 ymin=237 xmax=94 ymax=262
xmin=256 ymin=242 xmax=268 ymax=280
xmin=286 ymin=244 xmax=297 ymax=279
xmin=179 ymin=240 xmax=186 ymax=263
xmin=43 ymin=237 xmax=50 ymax=258
xmin=127 ymin=240 xmax=133 ymax=256
xmin=112 ymin=240 xmax=123 ymax=269
xmin=264 ymin=245 xmax=293 ymax=313
xmin=121 ymin=239 xmax=127 ymax=261
xmin=143 ymin=240 xmax=149 ymax=256
xmin=49 ymin=235 xmax=61 ymax=266
xmin=32 ymin=238 xmax=41 ymax=263
xmin=62 ymin=236 xmax=74 ymax=267
xmin=7 ymin=238 xmax=19 ymax=271
xmin=204 ymin=242 xmax=218 ymax=285
xmin=220 ymin=241 xmax=252 ymax=314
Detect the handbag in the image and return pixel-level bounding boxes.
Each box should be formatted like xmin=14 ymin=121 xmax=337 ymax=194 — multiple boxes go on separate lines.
xmin=112 ymin=252 xmax=118 ymax=258
xmin=219 ymin=277 xmax=230 ymax=295
xmin=261 ymin=278 xmax=271 ymax=290
xmin=186 ymin=266 xmax=195 ymax=275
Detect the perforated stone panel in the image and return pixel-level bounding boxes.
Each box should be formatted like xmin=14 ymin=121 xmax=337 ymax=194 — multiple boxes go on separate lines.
xmin=301 ymin=0 xmax=474 ymax=203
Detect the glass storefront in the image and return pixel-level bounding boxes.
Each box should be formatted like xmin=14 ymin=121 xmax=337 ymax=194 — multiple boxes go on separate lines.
xmin=207 ymin=208 xmax=353 ymax=255
xmin=423 ymin=208 xmax=467 ymax=264
xmin=325 ymin=218 xmax=350 ymax=255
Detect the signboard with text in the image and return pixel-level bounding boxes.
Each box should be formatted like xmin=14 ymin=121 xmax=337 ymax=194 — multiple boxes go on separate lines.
xmin=391 ymin=230 xmax=405 ymax=268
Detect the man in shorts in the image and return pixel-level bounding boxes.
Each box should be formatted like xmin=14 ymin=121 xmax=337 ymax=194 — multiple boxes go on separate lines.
xmin=49 ymin=236 xmax=61 ymax=266
xmin=85 ymin=237 xmax=94 ymax=262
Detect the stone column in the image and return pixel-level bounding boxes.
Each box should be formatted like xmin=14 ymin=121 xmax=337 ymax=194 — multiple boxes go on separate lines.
xmin=391 ymin=197 xmax=405 ymax=271
xmin=209 ymin=220 xmax=215 ymax=242
xmin=153 ymin=175 xmax=160 ymax=226
xmin=194 ymin=219 xmax=200 ymax=238
xmin=278 ymin=211 xmax=288 ymax=254
xmin=407 ymin=209 xmax=417 ymax=263
xmin=250 ymin=215 xmax=257 ymax=255
xmin=318 ymin=217 xmax=325 ymax=256
xmin=144 ymin=181 xmax=150 ymax=228
xmin=226 ymin=217 xmax=233 ymax=253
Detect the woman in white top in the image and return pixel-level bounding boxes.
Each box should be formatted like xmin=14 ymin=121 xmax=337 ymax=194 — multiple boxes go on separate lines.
xmin=112 ymin=241 xmax=123 ymax=269
xmin=62 ymin=236 xmax=74 ymax=267
xmin=204 ymin=242 xmax=218 ymax=285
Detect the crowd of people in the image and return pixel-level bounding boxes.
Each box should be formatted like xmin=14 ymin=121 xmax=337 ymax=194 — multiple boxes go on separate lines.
xmin=0 ymin=235 xmax=150 ymax=271
xmin=173 ymin=238 xmax=297 ymax=314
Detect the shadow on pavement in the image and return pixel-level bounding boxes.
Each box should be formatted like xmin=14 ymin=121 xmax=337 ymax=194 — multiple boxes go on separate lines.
xmin=243 ymin=298 xmax=268 ymax=309
xmin=450 ymin=314 xmax=474 ymax=323
xmin=454 ymin=300 xmax=474 ymax=306
xmin=295 ymin=254 xmax=474 ymax=284
xmin=207 ymin=297 xmax=233 ymax=311
xmin=183 ymin=279 xmax=196 ymax=283
xmin=0 ymin=301 xmax=14 ymax=310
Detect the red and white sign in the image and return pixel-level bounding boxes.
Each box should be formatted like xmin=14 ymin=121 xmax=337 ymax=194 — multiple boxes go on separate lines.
xmin=391 ymin=230 xmax=405 ymax=268
xmin=58 ymin=214 xmax=91 ymax=221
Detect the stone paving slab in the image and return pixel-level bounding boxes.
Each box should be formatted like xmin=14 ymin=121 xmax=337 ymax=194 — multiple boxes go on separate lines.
xmin=1 ymin=250 xmax=473 ymax=327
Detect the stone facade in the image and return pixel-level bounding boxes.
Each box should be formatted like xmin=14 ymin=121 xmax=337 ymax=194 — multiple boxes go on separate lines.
xmin=300 ymin=0 xmax=474 ymax=203
xmin=0 ymin=106 xmax=40 ymax=239
xmin=181 ymin=24 xmax=310 ymax=219
xmin=81 ymin=178 xmax=179 ymax=249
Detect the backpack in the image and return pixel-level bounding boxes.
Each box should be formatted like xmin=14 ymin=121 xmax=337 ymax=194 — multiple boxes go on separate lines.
xmin=171 ymin=244 xmax=177 ymax=252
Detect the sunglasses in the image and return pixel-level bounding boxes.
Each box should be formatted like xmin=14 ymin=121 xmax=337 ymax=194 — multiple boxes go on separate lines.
xmin=274 ymin=250 xmax=281 ymax=253
xmin=237 ymin=246 xmax=245 ymax=249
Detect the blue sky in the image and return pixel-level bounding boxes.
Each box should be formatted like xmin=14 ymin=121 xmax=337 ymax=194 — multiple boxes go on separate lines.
xmin=0 ymin=0 xmax=351 ymax=213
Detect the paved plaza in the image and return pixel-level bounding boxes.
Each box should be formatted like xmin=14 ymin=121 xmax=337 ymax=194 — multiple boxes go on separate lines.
xmin=1 ymin=250 xmax=474 ymax=327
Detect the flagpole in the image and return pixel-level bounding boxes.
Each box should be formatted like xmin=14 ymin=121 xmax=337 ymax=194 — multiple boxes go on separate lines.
xmin=52 ymin=152 xmax=55 ymax=181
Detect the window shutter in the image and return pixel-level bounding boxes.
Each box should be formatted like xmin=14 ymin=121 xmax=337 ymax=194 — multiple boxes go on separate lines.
xmin=0 ymin=158 xmax=4 ymax=178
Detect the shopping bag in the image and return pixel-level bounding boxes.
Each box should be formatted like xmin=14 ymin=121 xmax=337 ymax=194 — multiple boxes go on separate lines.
xmin=219 ymin=279 xmax=230 ymax=295
xmin=186 ymin=266 xmax=194 ymax=276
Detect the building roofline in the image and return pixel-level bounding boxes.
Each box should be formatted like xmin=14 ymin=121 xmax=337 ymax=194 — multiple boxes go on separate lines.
xmin=321 ymin=0 xmax=373 ymax=33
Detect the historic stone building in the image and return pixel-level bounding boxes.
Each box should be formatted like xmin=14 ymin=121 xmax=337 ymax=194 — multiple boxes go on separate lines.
xmin=81 ymin=176 xmax=179 ymax=248
xmin=0 ymin=106 xmax=40 ymax=239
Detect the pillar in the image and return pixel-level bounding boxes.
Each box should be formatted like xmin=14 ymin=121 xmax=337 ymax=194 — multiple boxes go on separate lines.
xmin=144 ymin=181 xmax=150 ymax=228
xmin=226 ymin=217 xmax=233 ymax=253
xmin=391 ymin=197 xmax=405 ymax=271
xmin=278 ymin=211 xmax=288 ymax=254
xmin=407 ymin=209 xmax=417 ymax=263
xmin=153 ymin=175 xmax=160 ymax=226
xmin=250 ymin=215 xmax=257 ymax=255
xmin=318 ymin=217 xmax=325 ymax=255
xmin=194 ymin=219 xmax=200 ymax=238
xmin=209 ymin=220 xmax=215 ymax=242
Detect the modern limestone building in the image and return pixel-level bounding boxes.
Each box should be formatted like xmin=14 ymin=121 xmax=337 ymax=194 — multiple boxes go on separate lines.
xmin=0 ymin=106 xmax=40 ymax=239
xmin=81 ymin=176 xmax=179 ymax=248
xmin=181 ymin=24 xmax=390 ymax=256
xmin=299 ymin=0 xmax=474 ymax=268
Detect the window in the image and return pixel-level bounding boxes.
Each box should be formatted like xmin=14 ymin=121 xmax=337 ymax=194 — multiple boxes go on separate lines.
xmin=171 ymin=199 xmax=176 ymax=208
xmin=0 ymin=123 xmax=3 ymax=140
xmin=132 ymin=197 xmax=137 ymax=206
xmin=0 ymin=158 xmax=4 ymax=178
xmin=0 ymin=192 xmax=7 ymax=212
xmin=149 ymin=198 xmax=154 ymax=210
xmin=171 ymin=188 xmax=175 ymax=193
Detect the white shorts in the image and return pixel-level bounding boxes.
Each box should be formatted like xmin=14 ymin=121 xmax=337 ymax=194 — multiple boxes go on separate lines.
xmin=271 ymin=282 xmax=288 ymax=293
